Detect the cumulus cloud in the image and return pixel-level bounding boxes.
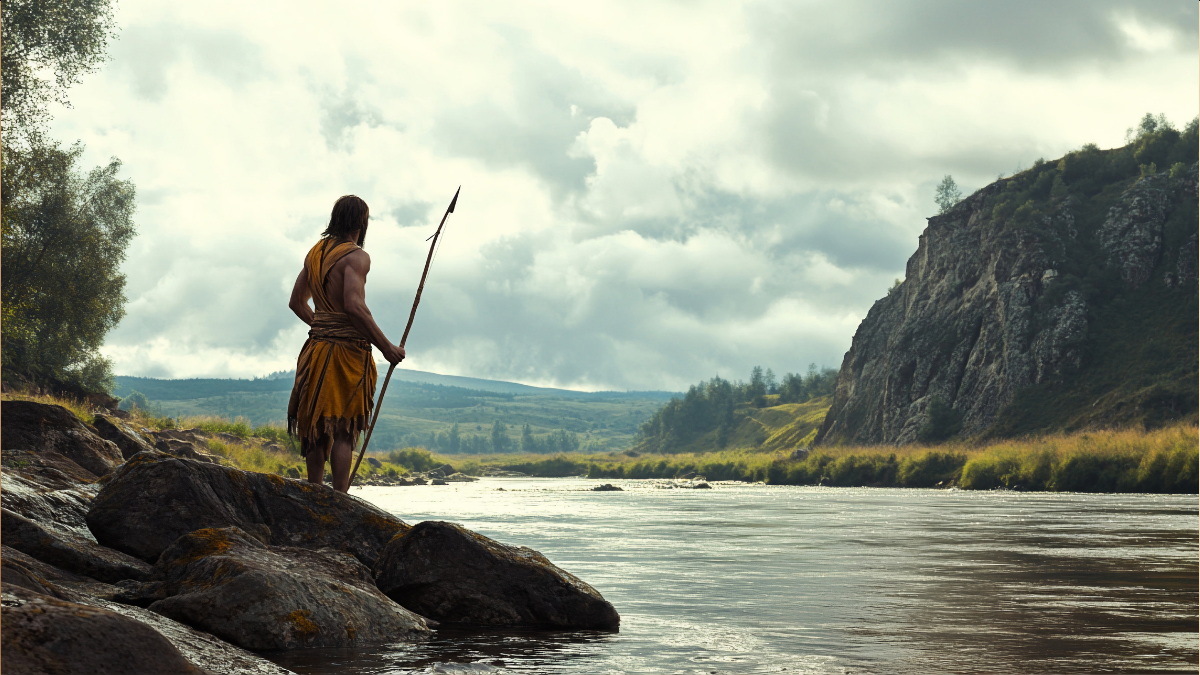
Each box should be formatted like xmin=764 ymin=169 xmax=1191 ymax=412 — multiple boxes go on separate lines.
xmin=47 ymin=0 xmax=1198 ymax=391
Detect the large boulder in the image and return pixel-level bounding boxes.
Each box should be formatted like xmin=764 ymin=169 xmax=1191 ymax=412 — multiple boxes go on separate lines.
xmin=92 ymin=414 xmax=155 ymax=460
xmin=2 ymin=508 xmax=152 ymax=584
xmin=87 ymin=453 xmax=410 ymax=565
xmin=1 ymin=400 xmax=123 ymax=477
xmin=0 ymin=546 xmax=290 ymax=675
xmin=121 ymin=527 xmax=429 ymax=650
xmin=2 ymin=556 xmax=69 ymax=599
xmin=1 ymin=545 xmax=122 ymax=601
xmin=1 ymin=583 xmax=206 ymax=675
xmin=1 ymin=471 xmax=98 ymax=540
xmin=373 ymin=521 xmax=620 ymax=630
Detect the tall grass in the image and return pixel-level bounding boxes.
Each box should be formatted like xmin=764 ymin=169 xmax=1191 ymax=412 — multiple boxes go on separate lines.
xmin=446 ymin=423 xmax=1198 ymax=494
xmin=959 ymin=424 xmax=1197 ymax=493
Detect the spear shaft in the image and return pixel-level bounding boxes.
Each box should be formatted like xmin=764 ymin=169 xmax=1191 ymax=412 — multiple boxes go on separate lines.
xmin=349 ymin=187 xmax=459 ymax=487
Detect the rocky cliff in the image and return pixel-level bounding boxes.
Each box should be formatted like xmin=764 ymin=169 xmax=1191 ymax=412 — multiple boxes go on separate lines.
xmin=816 ymin=143 xmax=1198 ymax=445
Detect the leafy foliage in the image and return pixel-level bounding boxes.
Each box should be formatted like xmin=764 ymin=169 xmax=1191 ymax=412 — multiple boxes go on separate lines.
xmin=934 ymin=175 xmax=962 ymax=214
xmin=2 ymin=141 xmax=136 ymax=393
xmin=0 ymin=0 xmax=118 ymax=142
xmin=917 ymin=396 xmax=962 ymax=443
xmin=635 ymin=365 xmax=837 ymax=454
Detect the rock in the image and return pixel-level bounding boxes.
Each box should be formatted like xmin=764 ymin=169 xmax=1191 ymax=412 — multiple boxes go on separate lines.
xmin=1 ymin=400 xmax=123 ymax=477
xmin=154 ymin=438 xmax=220 ymax=463
xmin=367 ymin=457 xmax=382 ymax=468
xmin=87 ymin=453 xmax=409 ymax=566
xmin=591 ymin=483 xmax=623 ymax=491
xmin=285 ymin=467 xmax=301 ymax=479
xmin=373 ymin=521 xmax=620 ymax=630
xmin=92 ymin=414 xmax=155 ymax=460
xmin=2 ymin=508 xmax=153 ymax=584
xmin=1 ymin=470 xmax=99 ymax=540
xmin=123 ymin=527 xmax=428 ymax=650
xmin=2 ymin=556 xmax=69 ymax=599
xmin=431 ymin=478 xmax=448 ymax=485
xmin=1 ymin=547 xmax=290 ymax=674
xmin=815 ymin=162 xmax=1198 ymax=445
xmin=1099 ymin=173 xmax=1173 ymax=289
xmin=1 ymin=583 xmax=206 ymax=675
xmin=444 ymin=472 xmax=479 ymax=482
xmin=1 ymin=545 xmax=122 ymax=600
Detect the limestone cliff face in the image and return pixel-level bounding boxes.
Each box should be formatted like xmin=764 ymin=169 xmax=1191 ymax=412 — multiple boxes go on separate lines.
xmin=816 ymin=162 xmax=1198 ymax=445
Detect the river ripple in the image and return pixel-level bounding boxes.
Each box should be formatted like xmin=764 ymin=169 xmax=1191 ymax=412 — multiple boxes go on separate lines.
xmin=263 ymin=479 xmax=1198 ymax=674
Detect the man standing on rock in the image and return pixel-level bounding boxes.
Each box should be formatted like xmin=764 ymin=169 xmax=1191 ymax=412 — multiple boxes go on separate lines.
xmin=287 ymin=195 xmax=405 ymax=492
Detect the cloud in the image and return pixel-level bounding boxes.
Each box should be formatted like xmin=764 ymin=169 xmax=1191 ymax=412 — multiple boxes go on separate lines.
xmin=41 ymin=0 xmax=1196 ymax=391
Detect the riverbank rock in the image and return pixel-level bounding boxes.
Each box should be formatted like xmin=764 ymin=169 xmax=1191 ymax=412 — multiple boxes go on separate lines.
xmin=1 ymin=583 xmax=206 ymax=675
xmin=373 ymin=521 xmax=620 ymax=630
xmin=1 ymin=470 xmax=98 ymax=541
xmin=2 ymin=400 xmax=124 ymax=477
xmin=121 ymin=527 xmax=428 ymax=650
xmin=92 ymin=414 xmax=155 ymax=460
xmin=2 ymin=508 xmax=152 ymax=584
xmin=1 ymin=546 xmax=291 ymax=674
xmin=87 ymin=453 xmax=409 ymax=565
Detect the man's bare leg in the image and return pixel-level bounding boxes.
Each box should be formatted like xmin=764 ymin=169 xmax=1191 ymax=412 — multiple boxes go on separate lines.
xmin=306 ymin=434 xmax=334 ymax=485
xmin=328 ymin=430 xmax=355 ymax=492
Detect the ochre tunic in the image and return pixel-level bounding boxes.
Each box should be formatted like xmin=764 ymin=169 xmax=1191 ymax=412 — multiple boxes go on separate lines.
xmin=287 ymin=239 xmax=377 ymax=459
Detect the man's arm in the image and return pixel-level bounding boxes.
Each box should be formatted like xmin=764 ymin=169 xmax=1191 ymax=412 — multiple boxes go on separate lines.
xmin=289 ymin=268 xmax=314 ymax=325
xmin=342 ymin=251 xmax=406 ymax=365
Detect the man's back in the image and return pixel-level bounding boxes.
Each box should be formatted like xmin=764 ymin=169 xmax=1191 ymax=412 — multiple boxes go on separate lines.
xmin=321 ymin=247 xmax=369 ymax=316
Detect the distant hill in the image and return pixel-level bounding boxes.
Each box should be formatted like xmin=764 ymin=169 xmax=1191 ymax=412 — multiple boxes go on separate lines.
xmin=817 ymin=122 xmax=1198 ymax=444
xmin=113 ymin=370 xmax=678 ymax=454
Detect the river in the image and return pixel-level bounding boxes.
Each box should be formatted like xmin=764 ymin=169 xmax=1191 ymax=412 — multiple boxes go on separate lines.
xmin=264 ymin=478 xmax=1198 ymax=675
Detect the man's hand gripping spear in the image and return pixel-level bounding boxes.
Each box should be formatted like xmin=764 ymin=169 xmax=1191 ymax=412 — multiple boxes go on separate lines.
xmin=349 ymin=187 xmax=459 ymax=487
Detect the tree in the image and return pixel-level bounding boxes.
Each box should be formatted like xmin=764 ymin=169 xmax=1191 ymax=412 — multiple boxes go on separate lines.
xmin=934 ymin=175 xmax=962 ymax=214
xmin=1 ymin=0 xmax=132 ymax=394
xmin=520 ymin=424 xmax=539 ymax=453
xmin=448 ymin=423 xmax=461 ymax=453
xmin=2 ymin=142 xmax=136 ymax=392
xmin=1 ymin=0 xmax=118 ymax=143
xmin=490 ymin=420 xmax=510 ymax=454
xmin=748 ymin=366 xmax=767 ymax=404
xmin=118 ymin=389 xmax=148 ymax=411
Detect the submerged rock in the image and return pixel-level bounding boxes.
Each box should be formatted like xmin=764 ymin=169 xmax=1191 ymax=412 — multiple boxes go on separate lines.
xmin=122 ymin=527 xmax=428 ymax=650
xmin=1 ymin=583 xmax=206 ymax=675
xmin=87 ymin=453 xmax=409 ymax=565
xmin=2 ymin=508 xmax=153 ymax=584
xmin=1 ymin=400 xmax=123 ymax=477
xmin=373 ymin=521 xmax=620 ymax=630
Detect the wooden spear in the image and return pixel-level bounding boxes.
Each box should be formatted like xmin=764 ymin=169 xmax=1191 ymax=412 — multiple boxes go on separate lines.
xmin=349 ymin=186 xmax=459 ymax=487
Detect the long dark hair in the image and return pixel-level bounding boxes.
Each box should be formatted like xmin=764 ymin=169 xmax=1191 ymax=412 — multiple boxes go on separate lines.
xmin=322 ymin=195 xmax=369 ymax=247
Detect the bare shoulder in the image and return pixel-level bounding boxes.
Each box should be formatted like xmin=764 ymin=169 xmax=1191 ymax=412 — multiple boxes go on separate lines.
xmin=346 ymin=247 xmax=370 ymax=272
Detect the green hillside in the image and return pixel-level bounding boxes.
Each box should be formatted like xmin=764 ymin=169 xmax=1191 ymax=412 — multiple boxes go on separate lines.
xmin=632 ymin=366 xmax=837 ymax=454
xmin=113 ymin=371 xmax=676 ymax=454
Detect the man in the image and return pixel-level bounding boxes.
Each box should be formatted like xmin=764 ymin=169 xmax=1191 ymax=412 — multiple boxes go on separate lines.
xmin=287 ymin=195 xmax=404 ymax=492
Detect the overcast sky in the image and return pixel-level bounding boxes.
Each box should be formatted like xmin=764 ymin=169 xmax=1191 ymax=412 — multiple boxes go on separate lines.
xmin=51 ymin=0 xmax=1197 ymax=391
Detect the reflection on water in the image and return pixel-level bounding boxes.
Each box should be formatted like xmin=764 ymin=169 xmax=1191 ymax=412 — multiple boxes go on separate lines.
xmin=263 ymin=480 xmax=1198 ymax=674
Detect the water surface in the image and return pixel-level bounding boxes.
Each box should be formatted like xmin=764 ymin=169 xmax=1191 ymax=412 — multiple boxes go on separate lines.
xmin=265 ymin=479 xmax=1198 ymax=674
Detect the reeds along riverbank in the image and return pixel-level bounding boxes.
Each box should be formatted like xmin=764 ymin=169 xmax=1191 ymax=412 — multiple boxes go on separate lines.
xmin=450 ymin=423 xmax=1199 ymax=494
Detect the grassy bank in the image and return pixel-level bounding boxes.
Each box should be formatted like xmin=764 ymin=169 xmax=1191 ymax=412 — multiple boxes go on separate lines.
xmin=6 ymin=393 xmax=1194 ymax=493
xmin=443 ymin=423 xmax=1198 ymax=493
